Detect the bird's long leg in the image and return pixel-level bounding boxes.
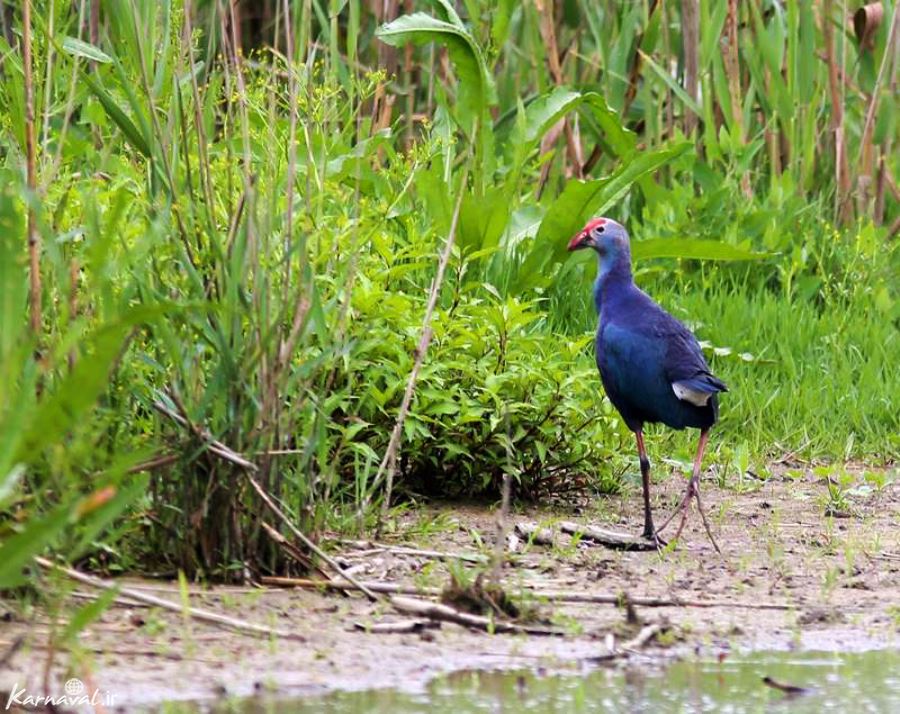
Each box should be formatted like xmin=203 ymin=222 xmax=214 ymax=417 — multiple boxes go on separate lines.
xmin=662 ymin=430 xmax=721 ymax=553
xmin=692 ymin=475 xmax=722 ymax=554
xmin=635 ymin=430 xmax=663 ymax=545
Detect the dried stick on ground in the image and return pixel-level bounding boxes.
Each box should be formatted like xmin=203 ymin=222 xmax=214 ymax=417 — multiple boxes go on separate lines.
xmin=0 ymin=636 xmax=24 ymax=670
xmin=34 ymin=557 xmax=304 ymax=640
xmin=337 ymin=540 xmax=488 ymax=563
xmin=559 ymin=521 xmax=658 ymax=551
xmin=389 ymin=596 xmax=565 ymax=636
xmin=352 ymin=619 xmax=438 ymax=634
xmin=259 ymin=520 xmax=324 ymax=576
xmin=152 ymin=400 xmax=380 ymax=602
xmin=260 ymin=576 xmax=793 ymax=611
xmin=514 ymin=522 xmax=557 ymax=547
xmin=588 ymin=622 xmax=666 ymax=663
xmin=262 ymin=576 xmax=440 ymax=597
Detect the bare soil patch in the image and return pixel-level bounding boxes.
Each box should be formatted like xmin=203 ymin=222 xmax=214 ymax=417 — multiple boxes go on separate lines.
xmin=2 ymin=464 xmax=898 ymax=709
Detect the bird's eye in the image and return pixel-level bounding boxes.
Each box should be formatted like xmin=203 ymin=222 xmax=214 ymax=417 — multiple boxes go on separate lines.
xmin=592 ymin=226 xmax=605 ymax=238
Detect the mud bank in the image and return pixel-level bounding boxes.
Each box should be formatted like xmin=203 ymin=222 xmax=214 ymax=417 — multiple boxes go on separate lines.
xmin=2 ymin=464 xmax=898 ymax=710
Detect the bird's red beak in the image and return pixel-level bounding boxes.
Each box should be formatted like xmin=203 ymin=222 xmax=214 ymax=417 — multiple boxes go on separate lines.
xmin=567 ymin=230 xmax=591 ymax=251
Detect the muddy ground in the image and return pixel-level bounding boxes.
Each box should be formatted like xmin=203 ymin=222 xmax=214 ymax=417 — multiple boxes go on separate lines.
xmin=2 ymin=463 xmax=899 ymax=710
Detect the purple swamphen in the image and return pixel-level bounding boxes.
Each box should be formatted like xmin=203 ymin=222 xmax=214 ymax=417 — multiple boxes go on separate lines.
xmin=568 ymin=217 xmax=727 ymax=551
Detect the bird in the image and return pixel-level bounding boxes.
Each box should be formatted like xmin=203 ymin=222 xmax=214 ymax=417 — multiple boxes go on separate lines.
xmin=568 ymin=217 xmax=727 ymax=551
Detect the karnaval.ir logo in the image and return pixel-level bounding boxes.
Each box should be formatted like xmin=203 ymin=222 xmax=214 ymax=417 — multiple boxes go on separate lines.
xmin=64 ymin=678 xmax=85 ymax=696
xmin=5 ymin=678 xmax=116 ymax=709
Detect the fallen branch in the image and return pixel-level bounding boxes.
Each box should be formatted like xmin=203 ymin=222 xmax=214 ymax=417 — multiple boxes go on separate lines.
xmin=514 ymin=522 xmax=557 ymax=547
xmin=560 ymin=521 xmax=657 ymax=551
xmin=589 ymin=622 xmax=666 ymax=662
xmin=261 ymin=575 xmax=439 ymax=598
xmin=259 ymin=519 xmax=323 ymax=576
xmin=260 ymin=576 xmax=794 ymax=610
xmin=389 ymin=596 xmax=565 ymax=636
xmin=352 ymin=619 xmax=439 ymax=634
xmin=69 ymin=591 xmax=150 ymax=608
xmin=244 ymin=472 xmax=380 ymax=601
xmin=338 ymin=540 xmax=488 ymax=564
xmin=34 ymin=557 xmax=304 ymax=641
xmin=622 ymin=622 xmax=665 ymax=651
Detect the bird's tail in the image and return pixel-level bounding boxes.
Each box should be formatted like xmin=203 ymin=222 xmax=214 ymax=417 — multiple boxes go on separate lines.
xmin=672 ymin=372 xmax=728 ymax=407
xmin=682 ymin=372 xmax=728 ymax=394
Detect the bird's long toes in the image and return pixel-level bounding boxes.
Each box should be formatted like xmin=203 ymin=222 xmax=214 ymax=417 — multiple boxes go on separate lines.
xmin=641 ymin=525 xmax=667 ymax=547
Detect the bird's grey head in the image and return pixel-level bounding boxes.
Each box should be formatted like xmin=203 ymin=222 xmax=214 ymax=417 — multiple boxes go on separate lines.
xmin=567 ymin=217 xmax=632 ymax=280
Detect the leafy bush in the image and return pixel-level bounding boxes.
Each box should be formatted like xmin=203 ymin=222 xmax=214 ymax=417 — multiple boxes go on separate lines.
xmin=336 ymin=286 xmax=626 ymax=501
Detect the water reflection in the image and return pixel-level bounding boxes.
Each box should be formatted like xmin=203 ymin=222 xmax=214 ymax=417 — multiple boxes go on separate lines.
xmin=165 ymin=649 xmax=900 ymax=713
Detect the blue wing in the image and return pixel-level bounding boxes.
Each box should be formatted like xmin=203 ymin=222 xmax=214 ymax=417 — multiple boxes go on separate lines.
xmin=597 ymin=291 xmax=727 ymax=429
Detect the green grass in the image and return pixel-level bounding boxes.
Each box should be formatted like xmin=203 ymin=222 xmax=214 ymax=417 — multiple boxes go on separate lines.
xmin=688 ymin=282 xmax=898 ymax=461
xmin=0 ymin=0 xmax=896 ymax=599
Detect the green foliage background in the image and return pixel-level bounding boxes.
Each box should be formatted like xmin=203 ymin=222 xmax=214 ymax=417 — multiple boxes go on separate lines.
xmin=0 ymin=1 xmax=896 ymax=586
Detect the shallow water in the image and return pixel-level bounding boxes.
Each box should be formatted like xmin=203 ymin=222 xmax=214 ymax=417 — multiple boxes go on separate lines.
xmin=175 ymin=648 xmax=900 ymax=713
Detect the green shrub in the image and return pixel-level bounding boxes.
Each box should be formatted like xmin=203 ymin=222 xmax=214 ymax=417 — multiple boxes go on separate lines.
xmin=333 ymin=286 xmax=626 ymax=501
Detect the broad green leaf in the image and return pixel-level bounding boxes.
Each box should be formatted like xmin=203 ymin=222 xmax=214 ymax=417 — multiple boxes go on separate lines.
xmin=61 ymin=36 xmax=112 ymax=64
xmin=520 ymin=87 xmax=583 ymax=145
xmin=0 ymin=464 xmax=25 ymax=506
xmin=458 ymin=187 xmax=509 ymax=254
xmin=81 ymin=72 xmax=152 ymax=157
xmin=325 ymin=129 xmax=392 ymax=179
xmin=582 ymin=93 xmax=637 ymax=159
xmin=501 ymin=205 xmax=545 ymax=249
xmin=376 ymin=13 xmax=496 ymax=124
xmin=519 ymin=89 xmax=635 ymax=160
xmin=490 ymin=0 xmax=516 ymax=51
xmin=433 ymin=0 xmax=465 ymax=27
xmin=515 ymin=143 xmax=690 ymax=291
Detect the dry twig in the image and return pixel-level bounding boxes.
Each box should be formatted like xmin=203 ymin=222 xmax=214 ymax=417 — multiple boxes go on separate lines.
xmin=34 ymin=557 xmax=303 ymax=640
xmin=559 ymin=521 xmax=657 ymax=551
xmin=588 ymin=622 xmax=666 ymax=662
xmin=338 ymin=540 xmax=488 ymax=564
xmin=260 ymin=576 xmax=793 ymax=610
xmin=352 ymin=619 xmax=438 ymax=634
xmin=514 ymin=522 xmax=557 ymax=547
xmin=389 ymin=596 xmax=564 ymax=636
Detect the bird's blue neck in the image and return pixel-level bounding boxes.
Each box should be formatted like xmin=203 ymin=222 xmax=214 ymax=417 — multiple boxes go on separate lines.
xmin=593 ymin=254 xmax=634 ymax=314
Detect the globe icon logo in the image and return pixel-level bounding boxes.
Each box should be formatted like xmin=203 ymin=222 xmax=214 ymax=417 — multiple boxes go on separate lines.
xmin=64 ymin=678 xmax=84 ymax=696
